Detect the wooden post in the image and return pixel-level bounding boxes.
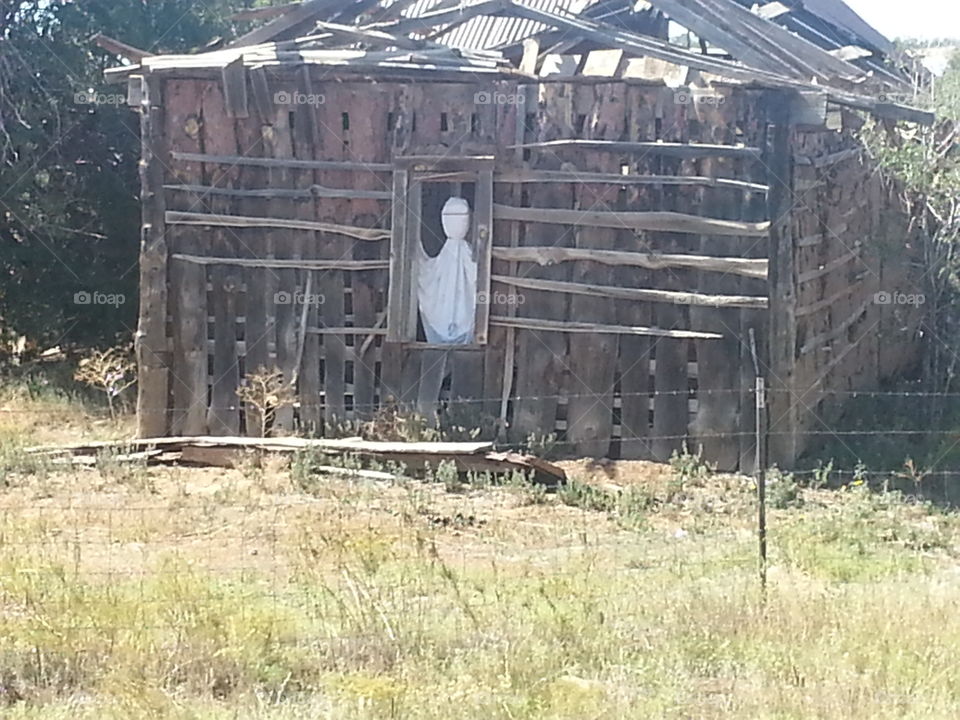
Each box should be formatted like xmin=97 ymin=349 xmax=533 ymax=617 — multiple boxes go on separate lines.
xmin=136 ymin=72 xmax=170 ymax=438
xmin=764 ymin=90 xmax=798 ymax=467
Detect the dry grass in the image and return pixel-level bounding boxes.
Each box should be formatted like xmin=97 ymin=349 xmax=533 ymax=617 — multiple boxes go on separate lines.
xmin=1 ymin=395 xmax=960 ymax=718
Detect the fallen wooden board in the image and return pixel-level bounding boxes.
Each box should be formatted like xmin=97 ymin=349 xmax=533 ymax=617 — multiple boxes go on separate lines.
xmin=28 ymin=436 xmax=567 ymax=485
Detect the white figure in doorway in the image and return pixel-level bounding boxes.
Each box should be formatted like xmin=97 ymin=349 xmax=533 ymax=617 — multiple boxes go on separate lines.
xmin=417 ymin=196 xmax=477 ymax=344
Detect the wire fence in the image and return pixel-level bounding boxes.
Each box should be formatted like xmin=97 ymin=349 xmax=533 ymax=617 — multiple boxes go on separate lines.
xmin=2 ymin=386 xmax=960 ymax=713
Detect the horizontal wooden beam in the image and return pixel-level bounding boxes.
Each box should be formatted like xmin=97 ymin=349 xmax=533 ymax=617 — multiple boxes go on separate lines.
xmin=170 ymin=151 xmax=393 ymax=173
xmin=165 ymin=211 xmax=390 ymax=241
xmin=796 ymin=248 xmax=860 ymax=283
xmin=794 ymin=284 xmax=856 ymax=317
xmin=164 ymin=183 xmax=391 ymax=201
xmin=495 ymin=169 xmax=768 ymax=193
xmin=799 ymin=299 xmax=871 ymax=355
xmin=307 ymin=326 xmax=388 ymax=335
xmin=490 ymin=315 xmax=723 ymax=339
xmin=172 ymin=254 xmax=389 ymax=270
xmin=493 ymin=204 xmax=770 ymax=237
xmin=508 ymin=139 xmax=763 ymax=159
xmin=494 ymin=274 xmax=768 ymax=308
xmin=93 ymin=33 xmax=154 ymax=62
xmin=492 ymin=246 xmax=768 ymax=279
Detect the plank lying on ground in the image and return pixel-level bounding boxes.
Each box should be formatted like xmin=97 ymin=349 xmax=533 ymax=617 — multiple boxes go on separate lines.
xmin=495 ymin=168 xmax=769 ymax=192
xmin=494 ymin=274 xmax=769 ymax=308
xmin=492 ymin=246 xmax=768 ymax=279
xmin=28 ymin=436 xmax=567 ymax=485
xmin=165 ymin=211 xmax=390 ymax=241
xmin=490 ymin=315 xmax=724 ymax=339
xmin=507 ymin=140 xmax=763 ymax=159
xmin=494 ymin=204 xmax=770 ymax=237
xmin=171 ymin=254 xmax=388 ymax=270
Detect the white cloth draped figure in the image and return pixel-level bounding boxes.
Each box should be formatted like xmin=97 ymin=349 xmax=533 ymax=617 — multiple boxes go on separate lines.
xmin=416 ymin=196 xmax=478 ymax=345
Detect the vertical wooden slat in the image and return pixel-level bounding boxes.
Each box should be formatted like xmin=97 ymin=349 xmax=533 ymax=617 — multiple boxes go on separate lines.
xmin=617 ymin=85 xmax=657 ymax=460
xmin=202 ymin=80 xmax=242 ymax=436
xmin=565 ymin=82 xmax=624 ymax=457
xmin=165 ymin=79 xmax=208 ymax=436
xmin=136 ymin=72 xmax=170 ymax=438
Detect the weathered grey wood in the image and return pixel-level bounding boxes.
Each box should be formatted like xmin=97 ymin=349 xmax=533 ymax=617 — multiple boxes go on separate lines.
xmin=765 ymin=91 xmax=799 ymax=468
xmin=165 ymin=78 xmax=208 ymax=437
xmin=507 ymin=139 xmax=763 ymax=159
xmin=492 ymin=315 xmax=722 ymax=339
xmin=164 ymin=183 xmax=392 ymax=201
xmin=799 ymin=298 xmax=871 ymax=355
xmin=495 ymin=168 xmax=768 ymax=192
xmin=796 ymin=247 xmax=860 ymax=283
xmin=202 ymin=80 xmax=242 ymax=436
xmin=494 ymin=204 xmax=770 ymax=237
xmin=221 ymin=57 xmax=249 ymax=118
xmin=493 ymin=247 xmax=768 ymax=279
xmin=170 ymin=151 xmax=393 ymax=172
xmin=170 ymin=254 xmax=388 ymax=270
xmin=473 ymin=167 xmax=495 ymax=345
xmin=493 ymin=275 xmax=767 ymax=308
xmin=386 ymin=168 xmax=411 ymax=344
xmin=136 ymin=73 xmax=170 ymax=438
xmin=226 ymin=0 xmax=341 ymax=48
xmin=93 ymin=33 xmax=154 ymax=61
xmin=165 ymin=210 xmax=390 ymax=240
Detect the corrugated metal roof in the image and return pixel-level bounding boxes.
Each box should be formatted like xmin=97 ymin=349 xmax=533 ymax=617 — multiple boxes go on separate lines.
xmin=383 ymin=0 xmax=596 ymax=50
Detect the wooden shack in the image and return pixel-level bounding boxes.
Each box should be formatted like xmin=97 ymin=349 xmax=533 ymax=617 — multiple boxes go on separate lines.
xmin=108 ymin=0 xmax=932 ymax=470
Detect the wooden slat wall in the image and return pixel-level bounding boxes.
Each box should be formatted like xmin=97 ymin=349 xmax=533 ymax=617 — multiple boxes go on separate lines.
xmin=152 ymin=71 xmax=792 ymax=469
xmin=778 ymin=116 xmax=922 ymax=464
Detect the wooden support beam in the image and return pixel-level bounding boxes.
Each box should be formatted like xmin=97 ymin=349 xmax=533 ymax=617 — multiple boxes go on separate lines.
xmin=493 ymin=204 xmax=770 ymax=237
xmin=508 ymin=139 xmax=763 ymax=159
xmin=226 ymin=0 xmax=341 ymax=48
xmin=492 ymin=246 xmax=768 ymax=279
xmin=494 ymin=274 xmax=769 ymax=308
xmin=164 ymin=183 xmax=391 ymax=201
xmin=93 ymin=33 xmax=154 ymax=62
xmin=171 ymin=254 xmax=388 ymax=270
xmin=495 ymin=168 xmax=768 ymax=192
xmin=490 ymin=315 xmax=724 ymax=339
xmin=165 ymin=211 xmax=390 ymax=241
xmin=796 ymin=248 xmax=860 ymax=283
xmin=170 ymin=151 xmax=393 ymax=173
xmin=799 ymin=299 xmax=871 ymax=355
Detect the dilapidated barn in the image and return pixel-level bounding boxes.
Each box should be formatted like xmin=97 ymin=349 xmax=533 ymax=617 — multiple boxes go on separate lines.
xmin=108 ymin=0 xmax=932 ymax=470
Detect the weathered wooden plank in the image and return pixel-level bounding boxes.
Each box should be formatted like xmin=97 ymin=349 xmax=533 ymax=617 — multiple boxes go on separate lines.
xmin=492 ymin=246 xmax=768 ymax=278
xmin=201 ymin=80 xmax=242 ymax=436
xmin=494 ymin=274 xmax=768 ymax=308
xmin=495 ymin=168 xmax=768 ymax=192
xmin=170 ymin=254 xmax=388 ymax=270
xmin=233 ymin=111 xmax=273 ymax=438
xmin=507 ymin=139 xmax=764 ymax=159
xmin=164 ymin=78 xmax=208 ymax=437
xmin=136 ymin=73 xmax=170 ymax=438
xmin=508 ymin=84 xmax=573 ymax=446
xmin=170 ymin=151 xmax=393 ymax=172
xmin=564 ymin=82 xmax=624 ymax=458
xmin=494 ymin=204 xmax=770 ymax=236
xmin=491 ymin=316 xmax=722 ymax=339
xmin=165 ymin=211 xmax=390 ymax=241
xmin=163 ymin=183 xmax=392 ymax=200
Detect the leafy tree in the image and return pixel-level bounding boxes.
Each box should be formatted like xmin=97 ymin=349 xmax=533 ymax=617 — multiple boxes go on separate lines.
xmin=0 ymin=0 xmax=260 ymax=352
